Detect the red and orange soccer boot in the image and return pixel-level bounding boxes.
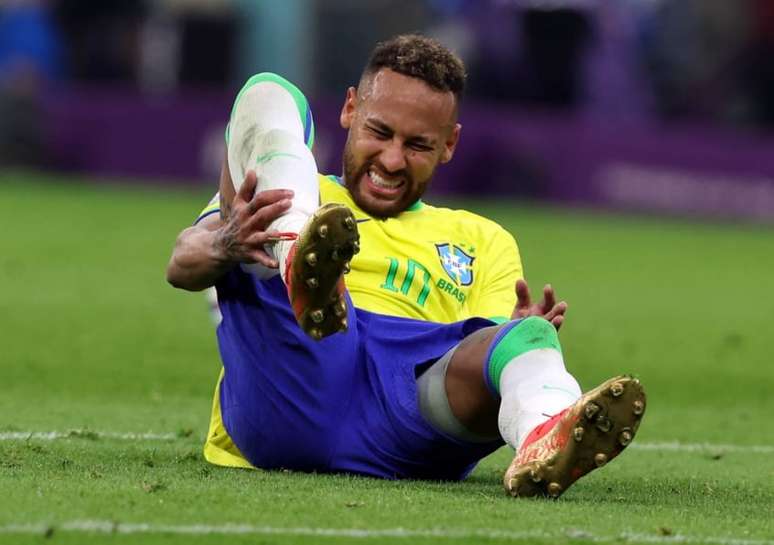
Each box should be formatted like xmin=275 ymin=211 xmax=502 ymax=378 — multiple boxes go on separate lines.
xmin=285 ymin=203 xmax=360 ymax=340
xmin=503 ymin=375 xmax=646 ymax=499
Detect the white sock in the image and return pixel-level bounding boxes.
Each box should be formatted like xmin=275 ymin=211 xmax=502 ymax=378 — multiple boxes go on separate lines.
xmin=497 ymin=348 xmax=581 ymax=451
xmin=227 ymin=79 xmax=319 ymax=282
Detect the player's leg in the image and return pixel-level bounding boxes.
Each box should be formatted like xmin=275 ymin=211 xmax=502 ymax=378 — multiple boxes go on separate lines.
xmin=226 ymin=73 xmax=358 ymax=338
xmin=418 ymin=316 xmax=646 ymax=498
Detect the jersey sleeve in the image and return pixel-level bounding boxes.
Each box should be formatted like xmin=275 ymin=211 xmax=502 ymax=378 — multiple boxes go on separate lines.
xmin=468 ymin=226 xmax=523 ymax=322
xmin=195 ymin=192 xmax=221 ymax=225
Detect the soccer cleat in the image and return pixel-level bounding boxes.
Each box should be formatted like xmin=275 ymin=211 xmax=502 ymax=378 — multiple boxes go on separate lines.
xmin=286 ymin=203 xmax=360 ymax=340
xmin=503 ymin=375 xmax=646 ymax=499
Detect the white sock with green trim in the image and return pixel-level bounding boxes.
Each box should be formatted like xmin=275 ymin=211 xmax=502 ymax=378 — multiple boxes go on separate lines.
xmin=497 ymin=348 xmax=581 ymax=451
xmin=227 ymin=74 xmax=319 ymax=282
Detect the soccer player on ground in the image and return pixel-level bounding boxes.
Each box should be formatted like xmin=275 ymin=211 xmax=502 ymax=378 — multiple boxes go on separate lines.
xmin=166 ymin=34 xmax=646 ymax=498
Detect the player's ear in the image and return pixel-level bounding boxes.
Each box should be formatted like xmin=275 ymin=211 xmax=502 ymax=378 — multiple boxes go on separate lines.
xmin=440 ymin=123 xmax=461 ymax=164
xmin=340 ymin=87 xmax=357 ymax=129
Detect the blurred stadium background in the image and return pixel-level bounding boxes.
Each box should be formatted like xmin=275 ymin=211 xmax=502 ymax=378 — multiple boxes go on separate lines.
xmin=2 ymin=0 xmax=774 ymax=222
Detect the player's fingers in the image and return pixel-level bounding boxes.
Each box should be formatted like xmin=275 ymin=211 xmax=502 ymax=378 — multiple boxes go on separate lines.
xmin=247 ymin=229 xmax=281 ymax=247
xmin=551 ymin=315 xmax=564 ymax=330
xmin=237 ymin=170 xmax=258 ymax=204
xmin=541 ymin=284 xmax=556 ymax=313
xmin=515 ymin=279 xmax=531 ymax=309
xmin=247 ymin=247 xmax=279 ymax=269
xmin=553 ymin=301 xmax=568 ymax=316
xmin=252 ymin=188 xmax=295 ymax=206
xmin=244 ymin=198 xmax=293 ymax=231
xmin=542 ymin=301 xmax=567 ymax=322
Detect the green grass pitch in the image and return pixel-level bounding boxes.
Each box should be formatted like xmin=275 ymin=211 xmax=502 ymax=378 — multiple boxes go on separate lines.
xmin=1 ymin=171 xmax=772 ymax=545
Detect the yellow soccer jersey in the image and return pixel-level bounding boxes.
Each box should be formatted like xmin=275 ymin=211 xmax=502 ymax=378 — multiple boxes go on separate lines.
xmin=319 ymin=175 xmax=522 ymax=323
xmin=196 ymin=175 xmax=524 ymax=323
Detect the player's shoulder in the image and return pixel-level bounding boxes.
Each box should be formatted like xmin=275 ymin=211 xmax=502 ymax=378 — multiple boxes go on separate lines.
xmin=319 ymin=174 xmax=362 ymax=211
xmin=421 ymin=202 xmax=517 ymax=245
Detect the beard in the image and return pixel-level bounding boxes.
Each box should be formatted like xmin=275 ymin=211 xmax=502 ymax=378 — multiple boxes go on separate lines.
xmin=341 ymin=137 xmax=429 ymax=218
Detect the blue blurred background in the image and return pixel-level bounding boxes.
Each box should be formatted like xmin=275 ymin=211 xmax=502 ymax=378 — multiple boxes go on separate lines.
xmin=2 ymin=0 xmax=774 ymax=222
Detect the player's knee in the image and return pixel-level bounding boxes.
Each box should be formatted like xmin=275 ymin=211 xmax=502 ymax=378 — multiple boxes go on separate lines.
xmin=238 ymin=72 xmax=314 ymax=149
xmin=495 ymin=316 xmax=562 ymax=361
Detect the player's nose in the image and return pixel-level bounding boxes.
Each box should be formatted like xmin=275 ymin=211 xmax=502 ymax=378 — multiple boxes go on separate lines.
xmin=378 ymin=140 xmax=407 ymax=173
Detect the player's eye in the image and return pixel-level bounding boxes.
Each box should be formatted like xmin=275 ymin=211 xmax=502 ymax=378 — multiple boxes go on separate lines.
xmin=407 ymin=142 xmax=433 ymax=152
xmin=367 ymin=125 xmax=391 ymax=139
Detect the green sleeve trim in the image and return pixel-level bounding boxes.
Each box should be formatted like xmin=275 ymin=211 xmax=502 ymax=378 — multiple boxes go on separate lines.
xmin=226 ymin=72 xmax=315 ymax=149
xmin=488 ymin=316 xmax=562 ymax=393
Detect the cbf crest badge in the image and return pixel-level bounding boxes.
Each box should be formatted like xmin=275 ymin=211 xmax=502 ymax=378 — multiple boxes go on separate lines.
xmin=435 ymin=243 xmax=475 ymax=286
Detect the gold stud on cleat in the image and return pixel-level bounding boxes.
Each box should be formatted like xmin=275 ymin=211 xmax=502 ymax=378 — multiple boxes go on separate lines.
xmin=310 ymin=328 xmax=323 ymax=340
xmin=305 ymin=278 xmax=318 ymax=289
xmin=633 ymin=400 xmax=644 ymax=415
xmin=610 ymin=382 xmax=625 ymax=397
xmin=584 ymin=402 xmax=600 ymax=420
xmin=573 ymin=427 xmax=584 ymax=442
xmin=310 ymin=309 xmax=324 ymax=324
xmin=343 ymin=262 xmax=351 ymax=274
xmin=353 ymin=240 xmax=360 ymax=254
xmin=333 ymin=300 xmax=346 ymax=317
xmin=340 ymin=318 xmax=348 ymax=330
xmin=530 ymin=469 xmax=542 ymax=483
xmin=619 ymin=429 xmax=633 ymax=446
xmin=332 ymin=249 xmax=340 ymax=261
xmin=594 ymin=453 xmax=608 ymax=467
xmin=305 ymin=253 xmax=318 ymax=266
xmin=344 ymin=216 xmax=355 ymax=230
xmin=317 ymin=224 xmax=329 ymax=238
xmin=547 ymin=482 xmax=562 ymax=497
xmin=595 ymin=417 xmax=612 ymax=433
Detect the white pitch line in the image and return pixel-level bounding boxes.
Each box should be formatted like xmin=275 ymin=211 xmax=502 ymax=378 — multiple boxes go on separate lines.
xmin=0 ymin=430 xmax=178 ymax=441
xmin=0 ymin=520 xmax=772 ymax=545
xmin=1 ymin=430 xmax=772 ymax=454
xmin=631 ymin=442 xmax=774 ymax=454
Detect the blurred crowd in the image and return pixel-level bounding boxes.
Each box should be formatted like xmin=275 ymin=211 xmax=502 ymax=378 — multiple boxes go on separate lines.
xmin=1 ymin=0 xmax=774 ymax=165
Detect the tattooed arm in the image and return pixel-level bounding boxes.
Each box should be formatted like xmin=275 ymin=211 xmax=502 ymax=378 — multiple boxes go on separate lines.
xmin=166 ymin=155 xmax=293 ymax=291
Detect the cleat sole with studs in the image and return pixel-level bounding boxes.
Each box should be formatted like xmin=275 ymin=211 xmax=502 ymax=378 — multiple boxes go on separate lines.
xmin=504 ymin=375 xmax=646 ymax=500
xmin=288 ymin=203 xmax=360 ymax=340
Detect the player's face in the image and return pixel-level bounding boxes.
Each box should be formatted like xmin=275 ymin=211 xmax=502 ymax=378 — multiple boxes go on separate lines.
xmin=340 ymin=68 xmax=460 ymax=217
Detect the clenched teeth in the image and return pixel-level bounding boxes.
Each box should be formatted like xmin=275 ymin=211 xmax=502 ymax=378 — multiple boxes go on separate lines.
xmin=369 ymin=170 xmax=403 ymax=189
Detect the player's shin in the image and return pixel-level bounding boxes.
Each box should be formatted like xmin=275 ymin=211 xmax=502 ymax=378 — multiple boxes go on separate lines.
xmin=487 ymin=318 xmax=580 ymax=451
xmin=227 ymin=74 xmax=320 ymax=282
xmin=248 ymin=129 xmax=319 ymax=283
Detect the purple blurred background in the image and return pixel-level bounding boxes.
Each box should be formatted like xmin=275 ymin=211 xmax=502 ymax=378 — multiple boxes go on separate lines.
xmin=2 ymin=0 xmax=774 ymax=222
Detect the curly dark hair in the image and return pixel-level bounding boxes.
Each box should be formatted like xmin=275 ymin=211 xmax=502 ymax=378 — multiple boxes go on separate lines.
xmin=361 ymin=34 xmax=466 ymax=100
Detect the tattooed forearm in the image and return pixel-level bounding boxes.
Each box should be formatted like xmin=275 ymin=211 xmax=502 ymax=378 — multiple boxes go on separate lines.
xmin=213 ymin=218 xmax=241 ymax=262
xmin=219 ymin=193 xmax=233 ymax=221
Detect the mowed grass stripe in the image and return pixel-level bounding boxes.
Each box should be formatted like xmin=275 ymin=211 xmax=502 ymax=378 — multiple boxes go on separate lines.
xmin=1 ymin=520 xmax=773 ymax=545
xmin=2 ymin=430 xmax=773 ymax=454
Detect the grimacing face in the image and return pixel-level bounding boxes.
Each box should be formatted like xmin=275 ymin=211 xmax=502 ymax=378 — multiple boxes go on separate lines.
xmin=339 ymin=68 xmax=461 ymax=218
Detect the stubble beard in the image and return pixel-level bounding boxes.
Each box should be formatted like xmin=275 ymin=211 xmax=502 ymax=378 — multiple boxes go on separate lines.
xmin=341 ymin=139 xmax=430 ymax=219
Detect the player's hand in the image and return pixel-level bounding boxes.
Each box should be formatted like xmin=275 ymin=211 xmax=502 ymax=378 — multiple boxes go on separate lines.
xmin=214 ymin=170 xmax=293 ymax=268
xmin=511 ymin=279 xmax=567 ymax=330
